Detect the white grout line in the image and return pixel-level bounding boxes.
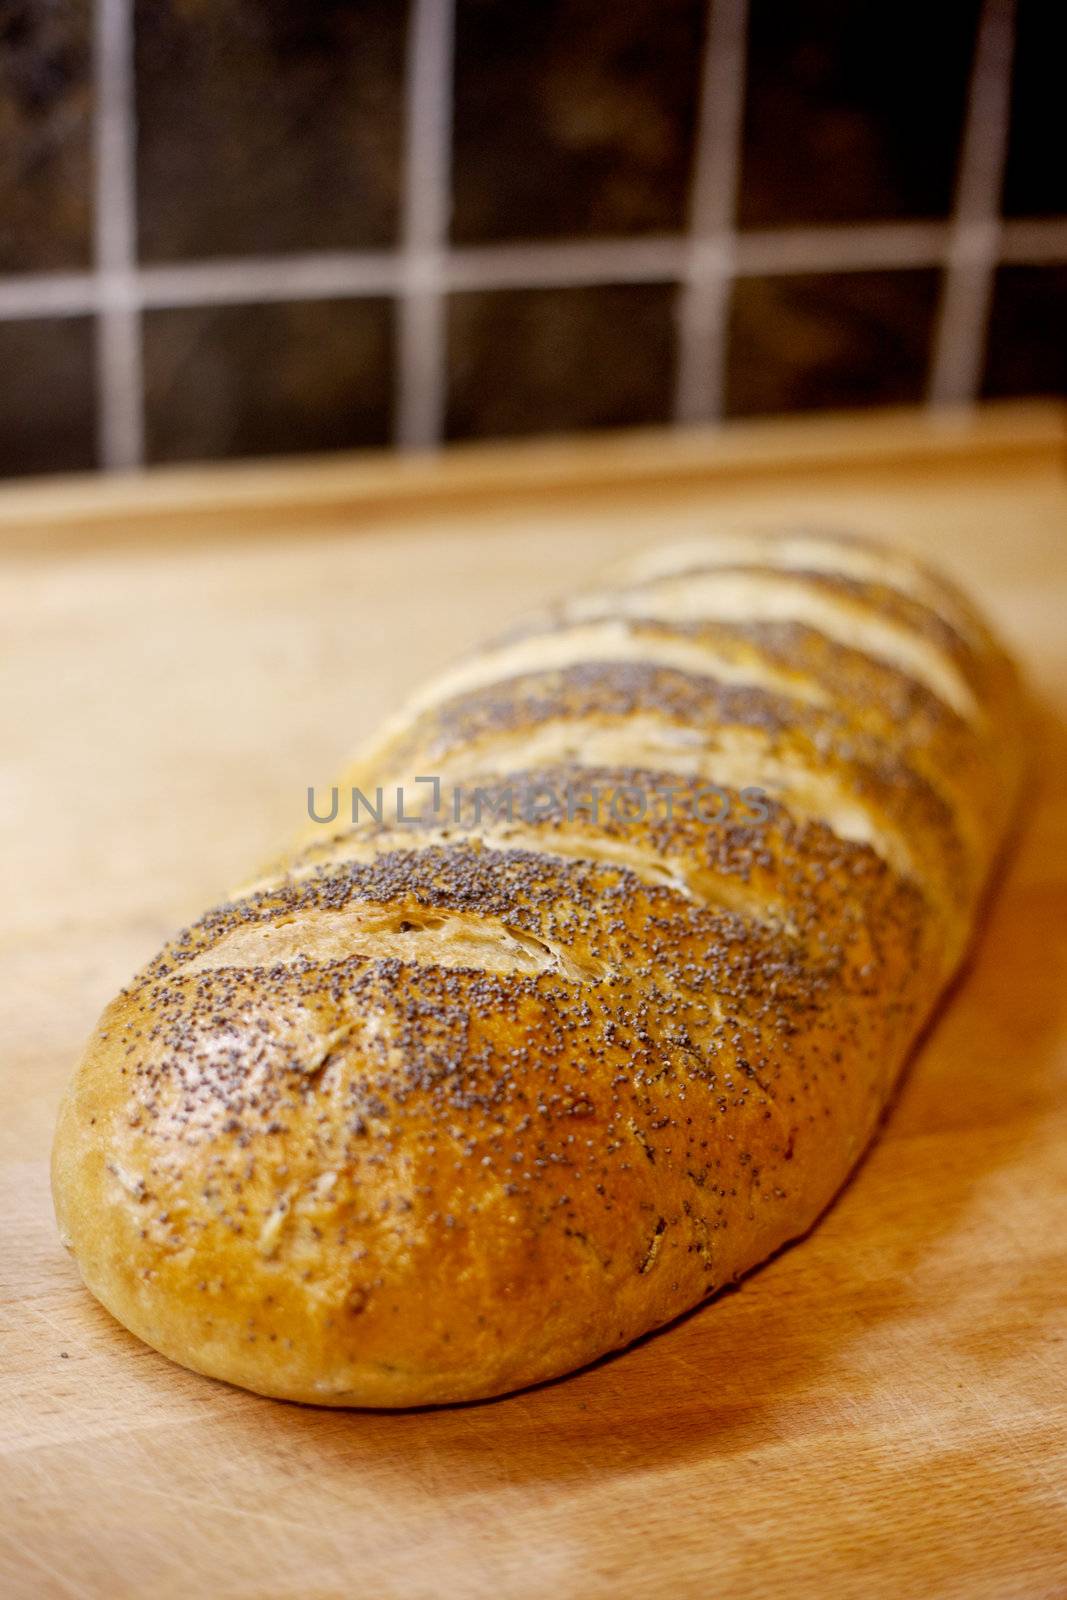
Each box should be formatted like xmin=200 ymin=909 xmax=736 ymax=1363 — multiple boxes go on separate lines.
xmin=736 ymin=222 xmax=952 ymax=276
xmin=1000 ymin=216 xmax=1067 ymax=264
xmin=928 ymin=0 xmax=1017 ymax=407
xmin=139 ymin=253 xmax=402 ymax=306
xmin=3 ymin=216 xmax=1065 ymax=326
xmin=395 ymin=0 xmax=455 ymax=451
xmin=0 ymin=239 xmax=685 ymax=322
xmin=673 ymin=0 xmax=749 ymax=425
xmin=93 ymin=0 xmax=144 ymax=469
xmin=446 ymin=235 xmax=686 ymax=290
xmin=0 ymin=275 xmax=99 ymax=320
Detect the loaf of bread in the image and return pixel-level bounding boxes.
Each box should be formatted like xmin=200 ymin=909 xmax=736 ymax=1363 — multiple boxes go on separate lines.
xmin=52 ymin=531 xmax=1025 ymax=1406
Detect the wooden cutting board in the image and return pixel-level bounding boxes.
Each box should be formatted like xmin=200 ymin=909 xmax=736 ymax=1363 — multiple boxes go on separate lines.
xmin=2 ymin=403 xmax=1065 ymax=1600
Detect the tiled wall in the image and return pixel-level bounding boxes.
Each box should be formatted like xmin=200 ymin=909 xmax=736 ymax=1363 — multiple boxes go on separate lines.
xmin=0 ymin=0 xmax=1063 ymax=477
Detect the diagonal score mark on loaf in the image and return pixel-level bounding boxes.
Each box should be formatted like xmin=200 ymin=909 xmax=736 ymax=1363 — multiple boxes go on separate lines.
xmin=238 ymin=753 xmax=928 ymax=996
xmin=337 ymin=661 xmax=977 ymax=918
xmin=178 ymin=902 xmax=611 ymax=985
xmin=465 ymin=616 xmax=1004 ymax=861
xmin=563 ymin=568 xmax=984 ymax=724
xmin=243 ymin=801 xmax=791 ymax=923
xmin=381 ymin=537 xmax=995 ymax=734
xmin=338 ymin=562 xmax=1009 ymax=914
xmin=606 ymin=531 xmax=996 ymax=651
xmin=354 ymin=572 xmax=990 ymax=801
xmin=376 ymin=615 xmax=834 ymax=725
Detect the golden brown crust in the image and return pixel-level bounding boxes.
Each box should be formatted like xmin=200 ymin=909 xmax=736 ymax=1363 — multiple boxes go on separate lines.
xmin=52 ymin=533 xmax=1026 ymax=1406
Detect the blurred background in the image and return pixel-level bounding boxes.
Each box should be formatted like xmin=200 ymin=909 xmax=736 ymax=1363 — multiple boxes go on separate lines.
xmin=0 ymin=0 xmax=1063 ymax=478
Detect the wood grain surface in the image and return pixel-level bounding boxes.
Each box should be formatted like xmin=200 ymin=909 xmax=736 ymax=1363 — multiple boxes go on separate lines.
xmin=2 ymin=404 xmax=1065 ymax=1599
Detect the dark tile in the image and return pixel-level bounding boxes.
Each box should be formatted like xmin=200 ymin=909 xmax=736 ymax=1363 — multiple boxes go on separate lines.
xmin=445 ymin=284 xmax=676 ymax=441
xmin=1003 ymin=0 xmax=1067 ymax=217
xmin=143 ymin=299 xmax=394 ymax=463
xmin=0 ymin=1 xmax=92 ymax=273
xmin=135 ymin=0 xmax=406 ymax=260
xmin=451 ymin=0 xmax=706 ymax=243
xmin=0 ymin=317 xmax=95 ymax=476
xmin=739 ymin=0 xmax=981 ymax=227
xmin=983 ymin=266 xmax=1067 ymax=398
xmin=725 ymin=270 xmax=940 ymax=416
